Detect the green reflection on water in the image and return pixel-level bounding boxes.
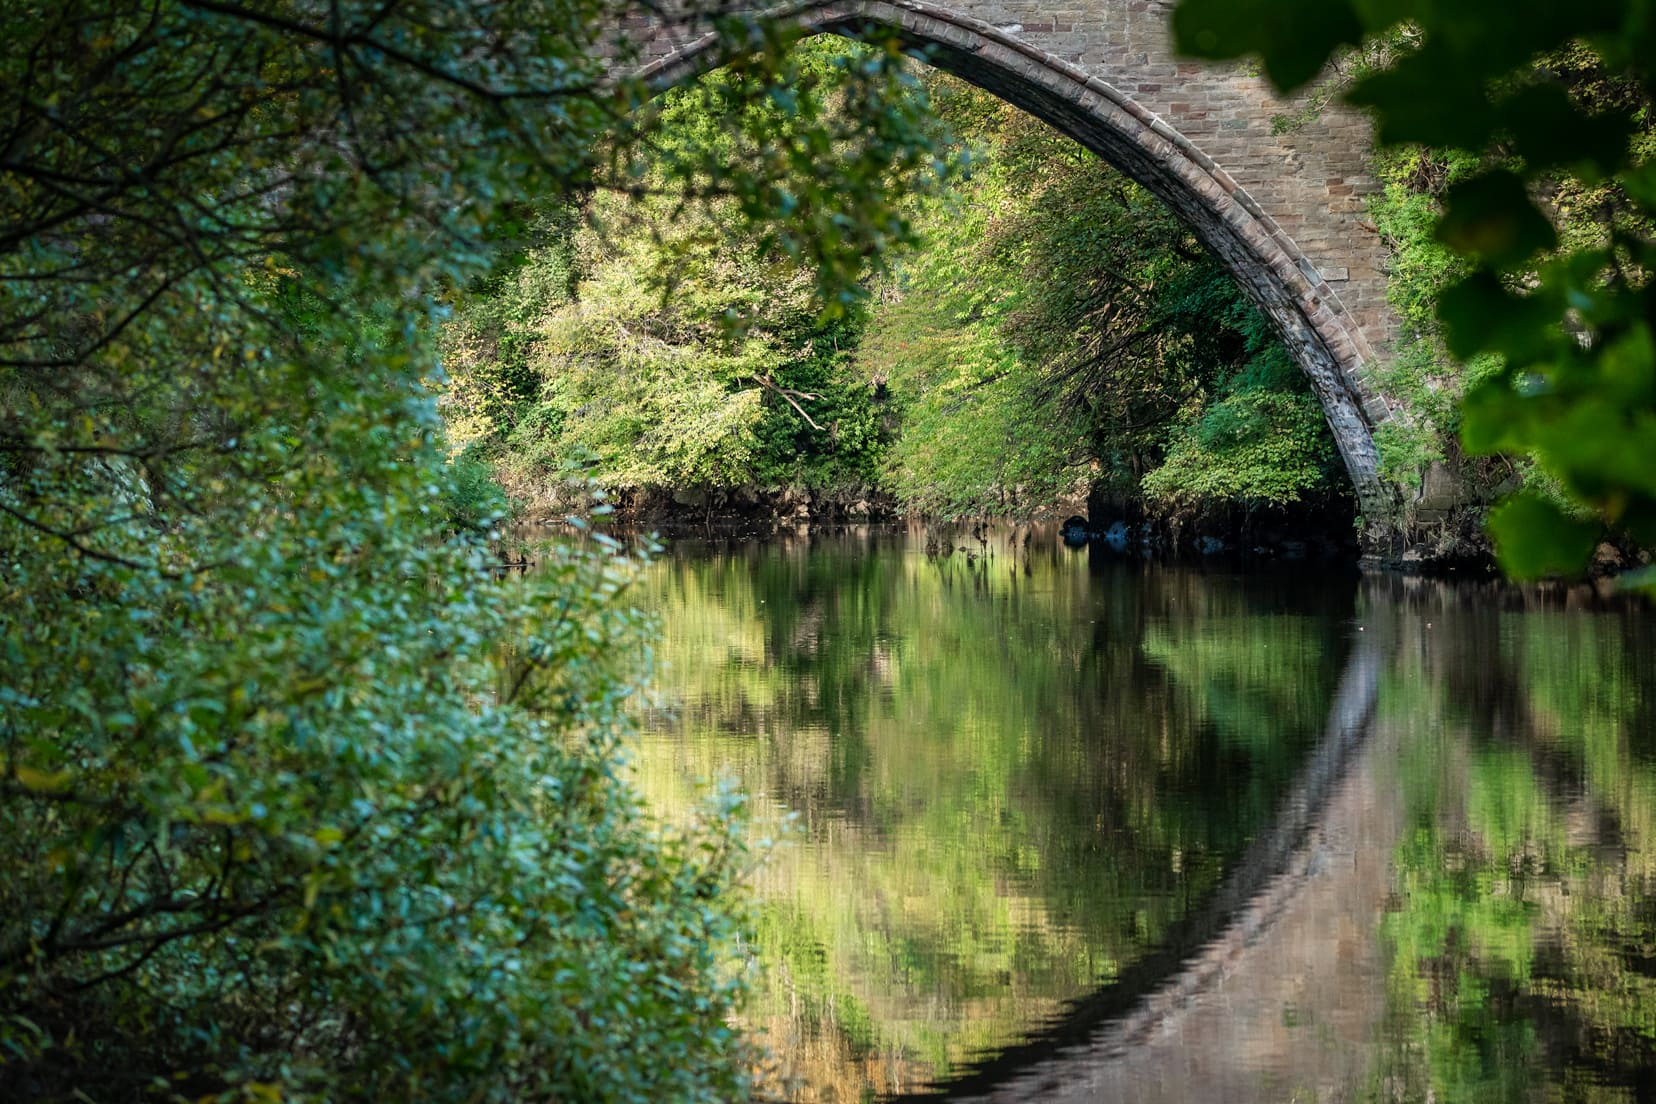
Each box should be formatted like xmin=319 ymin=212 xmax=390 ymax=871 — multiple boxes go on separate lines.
xmin=1372 ymin=590 xmax=1656 ymax=1104
xmin=628 ymin=525 xmax=1353 ymax=1100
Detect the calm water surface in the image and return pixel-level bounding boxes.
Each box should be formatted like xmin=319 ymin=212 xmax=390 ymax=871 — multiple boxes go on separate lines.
xmin=625 ymin=524 xmax=1656 ymax=1102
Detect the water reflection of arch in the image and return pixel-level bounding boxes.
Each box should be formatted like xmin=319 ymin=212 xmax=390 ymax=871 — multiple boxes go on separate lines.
xmin=886 ymin=610 xmax=1387 ymax=1101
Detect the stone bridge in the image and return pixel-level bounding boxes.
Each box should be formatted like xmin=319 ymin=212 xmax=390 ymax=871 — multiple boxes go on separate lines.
xmin=616 ymin=0 xmax=1401 ymax=535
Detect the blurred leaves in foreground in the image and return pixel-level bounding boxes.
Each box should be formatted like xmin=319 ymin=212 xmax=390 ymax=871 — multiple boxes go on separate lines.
xmin=1174 ymin=0 xmax=1656 ymax=587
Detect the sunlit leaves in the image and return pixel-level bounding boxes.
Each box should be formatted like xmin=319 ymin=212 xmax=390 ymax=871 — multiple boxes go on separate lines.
xmin=1144 ymin=389 xmax=1337 ymax=508
xmin=863 ymin=78 xmax=1339 ymax=518
xmin=444 ymin=38 xmax=930 ymax=505
xmin=617 ymin=28 xmax=953 ymax=321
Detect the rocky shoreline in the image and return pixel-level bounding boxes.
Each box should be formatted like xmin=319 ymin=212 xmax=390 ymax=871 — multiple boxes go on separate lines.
xmin=511 ymin=482 xmax=1648 ymax=582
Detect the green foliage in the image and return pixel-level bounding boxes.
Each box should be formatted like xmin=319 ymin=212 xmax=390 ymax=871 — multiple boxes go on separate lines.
xmin=443 ymin=38 xmax=935 ymax=506
xmin=614 ymin=30 xmax=953 ymax=316
xmin=1484 ymin=491 xmax=1601 ymax=579
xmin=458 ymin=64 xmax=1344 ymax=525
xmin=1361 ymin=147 xmax=1510 ymax=496
xmin=441 ymin=209 xmax=582 ymax=448
xmin=1367 ymin=148 xmax=1482 ymax=339
xmin=863 ymin=79 xmax=1343 ymax=519
xmin=2 ymin=309 xmax=760 ymax=1101
xmin=1435 ymin=171 xmax=1557 ymax=269
xmin=441 ymin=443 xmax=514 ymax=536
xmin=1144 ymin=388 xmax=1337 ymax=508
xmin=0 ymin=2 xmax=951 ymax=1099
xmin=860 ymin=190 xmax=1082 ymax=515
xmin=1173 ymin=0 xmax=1656 ymax=585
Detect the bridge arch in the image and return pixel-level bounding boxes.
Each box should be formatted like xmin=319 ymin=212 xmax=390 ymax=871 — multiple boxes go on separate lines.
xmin=631 ymin=0 xmax=1398 ymax=532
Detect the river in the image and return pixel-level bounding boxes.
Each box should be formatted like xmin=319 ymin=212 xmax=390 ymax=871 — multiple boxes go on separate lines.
xmin=617 ymin=522 xmax=1655 ymax=1102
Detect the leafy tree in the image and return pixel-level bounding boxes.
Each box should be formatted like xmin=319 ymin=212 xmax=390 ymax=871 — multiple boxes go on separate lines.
xmin=865 ymin=78 xmax=1344 ymax=520
xmin=0 ymin=1 xmax=943 ymax=1098
xmin=442 ymin=38 xmax=936 ymax=509
xmin=452 ymin=62 xmax=1346 ymax=528
xmin=1174 ymin=0 xmax=1656 ymax=586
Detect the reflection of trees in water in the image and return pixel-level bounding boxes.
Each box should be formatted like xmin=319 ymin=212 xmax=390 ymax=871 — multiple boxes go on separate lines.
xmin=635 ymin=527 xmax=1356 ymax=1097
xmin=1373 ymin=578 xmax=1656 ymax=1102
xmin=636 ymin=560 xmax=1656 ymax=1099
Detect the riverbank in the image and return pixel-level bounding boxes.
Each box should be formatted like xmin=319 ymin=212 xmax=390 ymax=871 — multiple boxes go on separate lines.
xmin=507 ymin=481 xmax=1366 ymax=566
xmin=498 ymin=475 xmax=1656 ymax=584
